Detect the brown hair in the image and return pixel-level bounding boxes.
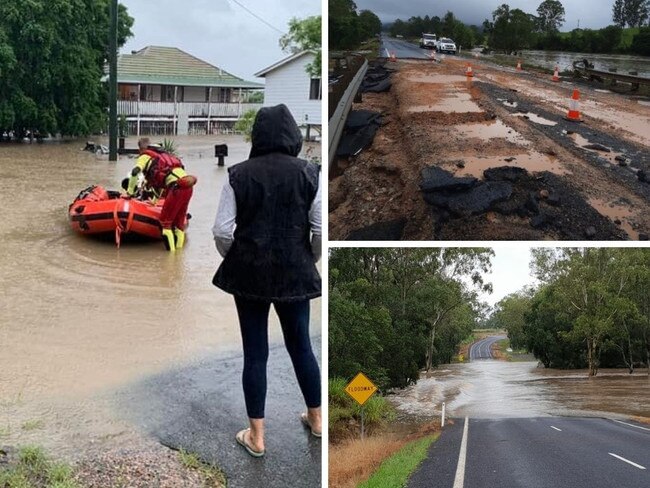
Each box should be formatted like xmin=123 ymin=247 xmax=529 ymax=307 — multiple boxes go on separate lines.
xmin=137 ymin=137 xmax=150 ymax=151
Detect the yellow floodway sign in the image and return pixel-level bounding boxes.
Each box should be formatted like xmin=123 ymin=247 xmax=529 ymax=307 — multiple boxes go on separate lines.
xmin=345 ymin=372 xmax=378 ymax=406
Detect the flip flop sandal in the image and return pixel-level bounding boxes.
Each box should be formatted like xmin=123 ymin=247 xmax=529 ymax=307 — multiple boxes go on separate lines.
xmin=236 ymin=428 xmax=265 ymax=458
xmin=300 ymin=413 xmax=322 ymax=438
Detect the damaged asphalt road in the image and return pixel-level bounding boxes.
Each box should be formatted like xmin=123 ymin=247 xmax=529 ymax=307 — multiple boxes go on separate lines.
xmin=329 ymin=57 xmax=650 ymax=240
xmin=117 ymin=337 xmax=321 ymax=488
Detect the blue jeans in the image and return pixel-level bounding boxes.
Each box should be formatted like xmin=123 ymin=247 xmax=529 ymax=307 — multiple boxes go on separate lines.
xmin=234 ymin=296 xmax=321 ymax=419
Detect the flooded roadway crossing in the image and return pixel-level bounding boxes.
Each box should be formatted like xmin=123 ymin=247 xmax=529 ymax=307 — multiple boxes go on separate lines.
xmin=0 ymin=136 xmax=322 ymax=458
xmin=390 ymin=350 xmax=650 ymax=420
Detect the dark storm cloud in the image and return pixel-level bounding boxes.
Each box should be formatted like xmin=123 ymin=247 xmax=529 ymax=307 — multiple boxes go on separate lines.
xmin=354 ymin=0 xmax=614 ymax=30
xmin=119 ymin=0 xmax=320 ymax=81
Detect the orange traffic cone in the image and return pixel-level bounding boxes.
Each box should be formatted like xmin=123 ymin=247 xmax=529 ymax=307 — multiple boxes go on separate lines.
xmin=516 ymin=60 xmax=522 ymax=71
xmin=430 ymin=51 xmax=436 ymax=62
xmin=552 ymin=66 xmax=560 ymax=82
xmin=466 ymin=63 xmax=474 ymax=77
xmin=565 ymin=89 xmax=582 ymax=122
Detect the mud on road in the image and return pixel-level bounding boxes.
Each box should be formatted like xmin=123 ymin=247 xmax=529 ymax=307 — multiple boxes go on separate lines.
xmin=329 ymin=57 xmax=650 ymax=240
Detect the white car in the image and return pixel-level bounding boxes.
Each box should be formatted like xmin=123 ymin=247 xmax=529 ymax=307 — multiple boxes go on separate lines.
xmin=420 ymin=33 xmax=437 ymax=49
xmin=437 ymin=38 xmax=457 ymax=54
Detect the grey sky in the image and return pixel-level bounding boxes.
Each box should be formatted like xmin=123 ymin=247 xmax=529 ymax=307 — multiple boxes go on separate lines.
xmin=355 ymin=0 xmax=615 ymax=30
xmin=119 ymin=0 xmax=320 ymax=82
xmin=481 ymin=247 xmax=536 ymax=307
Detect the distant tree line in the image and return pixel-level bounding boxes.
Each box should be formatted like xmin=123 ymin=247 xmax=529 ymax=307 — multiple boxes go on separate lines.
xmin=329 ymin=248 xmax=493 ymax=391
xmin=0 ymin=0 xmax=133 ymax=138
xmin=385 ymin=1 xmax=650 ymax=56
xmin=330 ymin=0 xmax=381 ymax=50
xmin=491 ymin=249 xmax=650 ymax=376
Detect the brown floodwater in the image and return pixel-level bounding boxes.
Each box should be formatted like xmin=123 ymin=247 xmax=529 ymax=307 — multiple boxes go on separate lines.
xmin=390 ymin=360 xmax=650 ymax=420
xmin=0 ymin=136 xmax=321 ymax=455
xmin=453 ymin=152 xmax=569 ymax=178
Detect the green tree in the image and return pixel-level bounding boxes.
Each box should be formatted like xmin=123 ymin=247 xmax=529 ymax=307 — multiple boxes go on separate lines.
xmin=487 ymin=4 xmax=536 ymax=53
xmin=329 ymin=248 xmax=493 ymax=389
xmin=613 ymin=0 xmax=650 ymax=27
xmin=631 ymin=27 xmax=650 ymax=57
xmin=624 ymin=0 xmax=650 ymax=27
xmin=279 ymin=16 xmax=321 ymax=77
xmin=0 ymin=0 xmax=133 ymax=136
xmin=358 ymin=10 xmax=381 ymax=39
xmin=492 ymin=291 xmax=533 ymax=350
xmin=329 ymin=0 xmax=360 ymax=50
xmin=234 ymin=109 xmax=258 ymax=142
xmin=613 ymin=0 xmax=627 ymax=26
xmin=531 ymin=248 xmax=640 ymax=376
xmin=536 ymin=0 xmax=566 ymax=33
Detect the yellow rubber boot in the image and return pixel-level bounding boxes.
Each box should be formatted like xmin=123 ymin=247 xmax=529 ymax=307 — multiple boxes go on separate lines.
xmin=174 ymin=228 xmax=185 ymax=249
xmin=161 ymin=228 xmax=176 ymax=252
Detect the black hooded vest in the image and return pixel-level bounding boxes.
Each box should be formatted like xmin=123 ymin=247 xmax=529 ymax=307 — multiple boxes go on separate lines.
xmin=212 ymin=104 xmax=321 ymax=302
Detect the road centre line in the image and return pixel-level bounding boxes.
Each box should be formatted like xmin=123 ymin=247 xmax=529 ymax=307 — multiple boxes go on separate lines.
xmin=608 ymin=453 xmax=647 ymax=470
xmin=550 ymin=426 xmax=562 ymax=432
xmin=612 ymin=419 xmax=650 ymax=432
xmin=453 ymin=417 xmax=469 ymax=488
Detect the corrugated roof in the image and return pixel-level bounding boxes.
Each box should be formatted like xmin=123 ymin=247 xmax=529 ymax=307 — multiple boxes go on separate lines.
xmin=117 ymin=46 xmax=263 ymax=88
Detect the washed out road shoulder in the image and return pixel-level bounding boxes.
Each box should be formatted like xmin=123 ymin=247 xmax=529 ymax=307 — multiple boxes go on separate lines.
xmin=329 ymin=54 xmax=650 ymax=240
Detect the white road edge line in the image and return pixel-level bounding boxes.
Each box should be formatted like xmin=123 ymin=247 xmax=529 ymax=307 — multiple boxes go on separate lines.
xmin=612 ymin=419 xmax=650 ymax=432
xmin=453 ymin=417 xmax=469 ymax=488
xmin=550 ymin=426 xmax=562 ymax=432
xmin=608 ymin=453 xmax=647 ymax=470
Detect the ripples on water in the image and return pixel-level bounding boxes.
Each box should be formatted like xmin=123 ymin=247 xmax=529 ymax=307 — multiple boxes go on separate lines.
xmin=390 ymin=360 xmax=650 ymax=419
xmin=0 ymin=136 xmax=322 ymax=454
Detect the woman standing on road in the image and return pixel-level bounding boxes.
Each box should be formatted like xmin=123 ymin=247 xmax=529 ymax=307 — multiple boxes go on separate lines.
xmin=212 ymin=104 xmax=322 ymax=457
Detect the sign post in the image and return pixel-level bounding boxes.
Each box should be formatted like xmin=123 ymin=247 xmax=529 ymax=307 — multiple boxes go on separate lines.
xmin=344 ymin=372 xmax=378 ymax=440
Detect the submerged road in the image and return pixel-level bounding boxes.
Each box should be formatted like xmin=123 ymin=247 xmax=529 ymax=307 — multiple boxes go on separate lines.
xmin=407 ymin=417 xmax=650 ymax=488
xmin=379 ymin=35 xmax=432 ymax=60
xmin=468 ymin=335 xmax=506 ymax=360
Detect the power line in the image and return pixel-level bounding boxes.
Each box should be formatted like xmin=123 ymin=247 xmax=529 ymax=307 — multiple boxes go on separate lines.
xmin=229 ymin=0 xmax=286 ymax=35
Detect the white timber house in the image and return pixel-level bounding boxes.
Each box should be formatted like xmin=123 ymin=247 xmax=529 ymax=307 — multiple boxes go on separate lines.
xmin=254 ymin=51 xmax=322 ymax=138
xmin=115 ymin=46 xmax=263 ymax=136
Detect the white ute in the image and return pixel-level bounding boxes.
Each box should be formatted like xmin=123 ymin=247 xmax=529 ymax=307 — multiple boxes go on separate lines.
xmin=420 ymin=33 xmax=437 ymax=49
xmin=436 ymin=38 xmax=457 ymax=54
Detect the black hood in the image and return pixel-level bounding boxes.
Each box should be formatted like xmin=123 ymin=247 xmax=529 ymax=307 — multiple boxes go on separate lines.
xmin=249 ymin=104 xmax=303 ymax=158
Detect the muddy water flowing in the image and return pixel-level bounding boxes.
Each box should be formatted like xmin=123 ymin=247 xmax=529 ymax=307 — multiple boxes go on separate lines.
xmin=390 ymin=360 xmax=650 ymax=419
xmin=0 ymin=136 xmax=321 ymax=456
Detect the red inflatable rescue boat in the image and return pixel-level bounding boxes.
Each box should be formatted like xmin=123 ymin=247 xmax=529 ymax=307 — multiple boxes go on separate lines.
xmin=68 ymin=185 xmax=187 ymax=247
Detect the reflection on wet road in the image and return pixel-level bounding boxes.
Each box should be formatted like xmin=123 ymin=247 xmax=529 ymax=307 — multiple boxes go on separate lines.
xmin=379 ymin=35 xmax=431 ymax=60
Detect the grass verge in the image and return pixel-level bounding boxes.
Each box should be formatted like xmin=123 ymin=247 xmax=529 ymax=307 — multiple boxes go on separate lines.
xmin=178 ymin=449 xmax=227 ymax=487
xmin=329 ymin=378 xmax=396 ymax=443
xmin=358 ymin=434 xmax=438 ymax=488
xmin=0 ymin=446 xmax=79 ymax=488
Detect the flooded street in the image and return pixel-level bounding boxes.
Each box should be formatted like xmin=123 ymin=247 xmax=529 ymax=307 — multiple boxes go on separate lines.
xmin=515 ymin=50 xmax=650 ymax=78
xmin=390 ymin=360 xmax=650 ymax=420
xmin=0 ymin=136 xmax=321 ymax=457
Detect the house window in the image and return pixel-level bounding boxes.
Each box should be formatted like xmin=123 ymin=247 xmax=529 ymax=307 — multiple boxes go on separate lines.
xmin=140 ymin=85 xmax=156 ymax=101
xmin=309 ymin=78 xmax=321 ymax=100
xmin=161 ymin=86 xmax=183 ymax=102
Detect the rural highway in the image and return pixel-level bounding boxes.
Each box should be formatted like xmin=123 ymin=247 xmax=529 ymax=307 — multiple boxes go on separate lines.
xmin=379 ymin=35 xmax=432 ymax=60
xmin=468 ymin=335 xmax=507 ymax=360
xmin=407 ymin=417 xmax=650 ymax=488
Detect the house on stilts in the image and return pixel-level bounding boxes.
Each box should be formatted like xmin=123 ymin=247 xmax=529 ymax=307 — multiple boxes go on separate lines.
xmin=116 ymin=46 xmax=263 ymax=136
